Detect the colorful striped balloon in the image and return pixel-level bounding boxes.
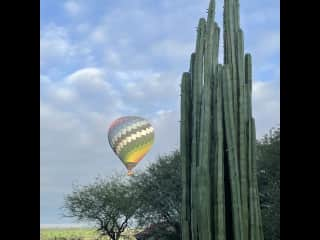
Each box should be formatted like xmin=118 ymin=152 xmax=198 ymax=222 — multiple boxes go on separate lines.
xmin=108 ymin=116 xmax=154 ymax=176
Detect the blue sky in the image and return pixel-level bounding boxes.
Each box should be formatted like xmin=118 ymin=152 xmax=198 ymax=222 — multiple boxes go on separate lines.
xmin=40 ymin=0 xmax=279 ymax=226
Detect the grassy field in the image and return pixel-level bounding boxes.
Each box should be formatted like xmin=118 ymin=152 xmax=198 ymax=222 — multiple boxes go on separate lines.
xmin=40 ymin=228 xmax=140 ymax=240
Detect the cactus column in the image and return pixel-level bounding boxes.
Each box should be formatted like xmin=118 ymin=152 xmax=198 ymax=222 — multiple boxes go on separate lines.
xmin=180 ymin=0 xmax=264 ymax=240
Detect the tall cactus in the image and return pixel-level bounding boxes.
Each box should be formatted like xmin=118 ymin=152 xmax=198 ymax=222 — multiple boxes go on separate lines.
xmin=180 ymin=0 xmax=264 ymax=240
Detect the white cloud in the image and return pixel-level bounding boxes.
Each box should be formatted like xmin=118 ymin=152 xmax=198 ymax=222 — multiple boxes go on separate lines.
xmin=64 ymin=1 xmax=82 ymax=16
xmin=104 ymin=49 xmax=121 ymax=67
xmin=150 ymin=109 xmax=180 ymax=155
xmin=90 ymin=27 xmax=108 ymax=43
xmin=40 ymin=24 xmax=73 ymax=64
xmin=116 ymin=69 xmax=180 ymax=104
xmin=40 ymin=23 xmax=95 ymax=70
xmin=256 ymin=31 xmax=279 ymax=57
xmin=242 ymin=6 xmax=279 ymax=26
xmin=252 ymin=79 xmax=280 ymax=139
xmin=41 ymin=82 xmax=78 ymax=106
xmin=66 ymin=68 xmax=109 ymax=90
xmin=41 ymin=67 xmax=128 ymax=114
xmin=247 ymin=30 xmax=279 ymax=66
xmin=40 ymin=98 xmax=123 ymax=194
xmin=151 ymin=39 xmax=194 ymax=58
xmin=156 ymin=109 xmax=173 ymax=116
xmin=54 ymin=88 xmax=77 ymax=102
xmin=76 ymin=23 xmax=90 ymax=33
xmin=40 ymin=75 xmax=51 ymax=84
xmin=40 ymin=102 xmax=82 ymax=132
xmin=257 ymin=63 xmax=278 ymax=73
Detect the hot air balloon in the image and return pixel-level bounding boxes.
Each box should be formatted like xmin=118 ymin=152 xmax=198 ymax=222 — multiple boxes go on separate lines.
xmin=108 ymin=116 xmax=155 ymax=176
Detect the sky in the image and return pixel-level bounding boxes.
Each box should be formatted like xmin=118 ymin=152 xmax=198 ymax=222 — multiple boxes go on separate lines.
xmin=40 ymin=0 xmax=279 ymax=226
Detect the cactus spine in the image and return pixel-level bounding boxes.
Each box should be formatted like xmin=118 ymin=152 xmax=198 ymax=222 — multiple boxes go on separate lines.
xmin=180 ymin=1 xmax=264 ymax=240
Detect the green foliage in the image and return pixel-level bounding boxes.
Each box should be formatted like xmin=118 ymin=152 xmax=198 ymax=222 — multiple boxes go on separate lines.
xmin=63 ymin=176 xmax=139 ymax=240
xmin=256 ymin=127 xmax=280 ymax=240
xmin=130 ymin=150 xmax=181 ymax=239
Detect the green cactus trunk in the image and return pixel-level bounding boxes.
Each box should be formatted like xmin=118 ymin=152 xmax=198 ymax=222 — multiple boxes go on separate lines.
xmin=180 ymin=1 xmax=264 ymax=240
xmin=181 ymin=72 xmax=192 ymax=240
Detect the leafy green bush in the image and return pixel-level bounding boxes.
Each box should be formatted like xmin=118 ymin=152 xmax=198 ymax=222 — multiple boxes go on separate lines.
xmin=256 ymin=127 xmax=280 ymax=240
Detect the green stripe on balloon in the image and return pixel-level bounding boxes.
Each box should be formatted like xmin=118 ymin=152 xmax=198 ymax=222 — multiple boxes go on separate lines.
xmin=118 ymin=132 xmax=154 ymax=162
xmin=123 ymin=137 xmax=155 ymax=163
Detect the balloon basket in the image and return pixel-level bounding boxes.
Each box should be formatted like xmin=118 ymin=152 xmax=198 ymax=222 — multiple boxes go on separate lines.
xmin=127 ymin=170 xmax=134 ymax=176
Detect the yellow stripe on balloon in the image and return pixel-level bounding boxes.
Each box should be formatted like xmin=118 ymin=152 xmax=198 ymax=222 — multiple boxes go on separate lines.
xmin=125 ymin=141 xmax=154 ymax=164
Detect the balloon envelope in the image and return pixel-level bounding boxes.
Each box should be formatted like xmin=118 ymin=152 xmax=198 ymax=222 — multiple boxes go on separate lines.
xmin=108 ymin=116 xmax=154 ymax=174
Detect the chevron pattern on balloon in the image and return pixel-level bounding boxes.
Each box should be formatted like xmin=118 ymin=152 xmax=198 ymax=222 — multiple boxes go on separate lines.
xmin=111 ymin=120 xmax=149 ymax=145
xmin=108 ymin=116 xmax=155 ymax=175
xmin=115 ymin=126 xmax=154 ymax=154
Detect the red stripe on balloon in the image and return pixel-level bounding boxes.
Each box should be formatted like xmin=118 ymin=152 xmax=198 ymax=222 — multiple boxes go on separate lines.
xmin=108 ymin=117 xmax=126 ymax=131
